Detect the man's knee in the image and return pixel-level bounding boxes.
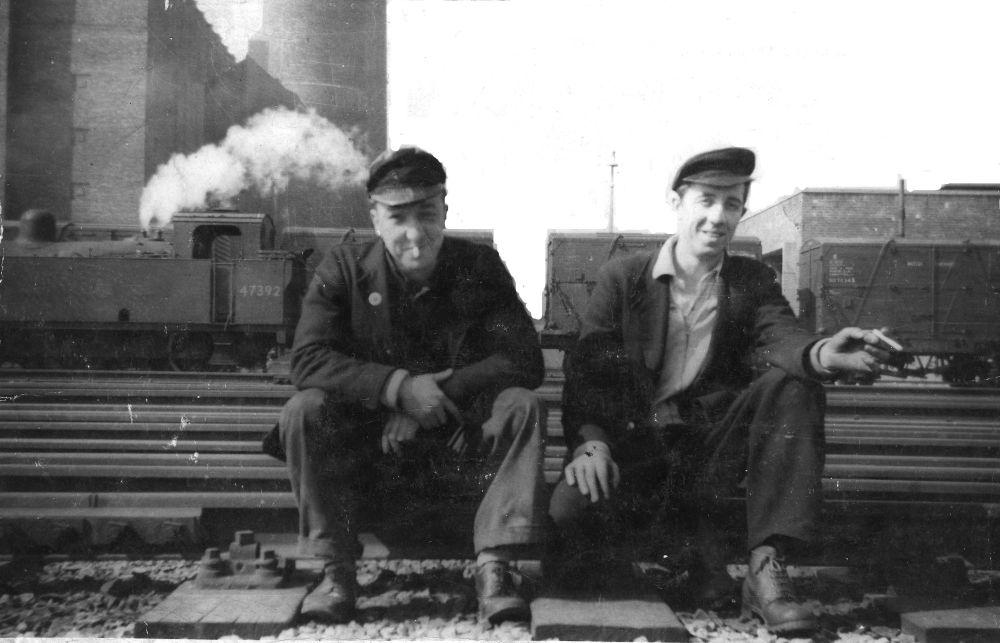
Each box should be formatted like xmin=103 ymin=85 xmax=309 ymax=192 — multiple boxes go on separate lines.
xmin=549 ymin=479 xmax=597 ymax=528
xmin=486 ymin=387 xmax=546 ymax=438
xmin=279 ymin=388 xmax=327 ymax=441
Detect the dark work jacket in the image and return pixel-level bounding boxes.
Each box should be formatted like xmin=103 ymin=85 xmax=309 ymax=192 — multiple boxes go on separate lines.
xmin=290 ymin=236 xmax=544 ymax=414
xmin=561 ymin=246 xmax=822 ymax=454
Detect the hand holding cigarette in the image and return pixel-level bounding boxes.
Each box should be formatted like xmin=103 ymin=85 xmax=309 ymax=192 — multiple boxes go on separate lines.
xmin=818 ymin=326 xmax=910 ymax=376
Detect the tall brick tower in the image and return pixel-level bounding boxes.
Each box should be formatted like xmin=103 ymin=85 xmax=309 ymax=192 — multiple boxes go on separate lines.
xmin=246 ymin=0 xmax=386 ymax=228
xmin=248 ymin=0 xmax=387 ymax=154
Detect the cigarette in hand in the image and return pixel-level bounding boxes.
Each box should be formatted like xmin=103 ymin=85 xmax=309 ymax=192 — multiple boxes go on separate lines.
xmin=871 ymin=328 xmax=902 ymax=351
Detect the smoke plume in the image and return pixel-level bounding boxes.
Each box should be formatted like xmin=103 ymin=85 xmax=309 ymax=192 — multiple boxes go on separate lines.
xmin=139 ymin=107 xmax=368 ymax=228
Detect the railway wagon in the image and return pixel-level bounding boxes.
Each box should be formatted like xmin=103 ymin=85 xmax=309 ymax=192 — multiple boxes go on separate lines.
xmin=542 ymin=231 xmax=763 ymax=347
xmin=798 ymin=238 xmax=1000 ymax=384
xmin=0 ymin=210 xmax=305 ymax=370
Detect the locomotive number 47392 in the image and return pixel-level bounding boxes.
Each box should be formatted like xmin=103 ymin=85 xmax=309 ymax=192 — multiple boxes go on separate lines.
xmin=238 ymin=285 xmax=282 ymax=297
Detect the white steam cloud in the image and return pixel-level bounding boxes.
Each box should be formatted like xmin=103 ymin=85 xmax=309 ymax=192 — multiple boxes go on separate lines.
xmin=139 ymin=107 xmax=368 ymax=228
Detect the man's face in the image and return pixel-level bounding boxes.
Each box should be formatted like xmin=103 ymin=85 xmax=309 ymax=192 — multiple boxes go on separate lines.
xmin=370 ymin=195 xmax=447 ymax=280
xmin=669 ymin=182 xmax=747 ymax=262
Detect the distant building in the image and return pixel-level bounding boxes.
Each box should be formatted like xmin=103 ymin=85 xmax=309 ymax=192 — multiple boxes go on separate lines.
xmin=0 ymin=0 xmax=8 ymax=214
xmin=739 ymin=187 xmax=1000 ymax=313
xmin=3 ymin=0 xmax=297 ymax=226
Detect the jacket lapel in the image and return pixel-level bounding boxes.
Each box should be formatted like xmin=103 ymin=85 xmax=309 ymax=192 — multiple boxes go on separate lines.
xmin=705 ymin=260 xmax=732 ymax=372
xmin=626 ymin=252 xmax=670 ymax=374
xmin=357 ymin=241 xmax=393 ymax=354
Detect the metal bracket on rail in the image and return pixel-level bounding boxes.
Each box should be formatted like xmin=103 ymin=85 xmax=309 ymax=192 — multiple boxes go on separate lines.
xmin=194 ymin=530 xmax=295 ymax=589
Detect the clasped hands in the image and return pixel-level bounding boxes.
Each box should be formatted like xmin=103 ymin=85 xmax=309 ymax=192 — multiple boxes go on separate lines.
xmin=381 ymin=368 xmax=461 ymax=455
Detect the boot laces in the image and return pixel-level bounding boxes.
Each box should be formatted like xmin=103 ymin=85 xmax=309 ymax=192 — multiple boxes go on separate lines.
xmin=758 ymin=556 xmax=796 ymax=602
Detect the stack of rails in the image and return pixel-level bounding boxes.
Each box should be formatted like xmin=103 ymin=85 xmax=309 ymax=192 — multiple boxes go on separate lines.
xmin=0 ymin=370 xmax=999 ymax=552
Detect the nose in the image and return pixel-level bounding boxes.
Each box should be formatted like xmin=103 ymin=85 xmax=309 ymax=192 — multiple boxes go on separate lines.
xmin=405 ymin=223 xmax=426 ymax=245
xmin=704 ymin=203 xmax=727 ymax=224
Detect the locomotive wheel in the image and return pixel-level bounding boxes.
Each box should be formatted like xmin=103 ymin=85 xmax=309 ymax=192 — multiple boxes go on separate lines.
xmin=233 ymin=334 xmax=273 ymax=371
xmin=167 ymin=332 xmax=214 ymax=371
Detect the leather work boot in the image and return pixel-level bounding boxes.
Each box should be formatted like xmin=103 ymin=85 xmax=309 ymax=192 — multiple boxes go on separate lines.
xmin=741 ymin=548 xmax=816 ymax=633
xmin=300 ymin=561 xmax=357 ymax=623
xmin=475 ymin=560 xmax=530 ymax=624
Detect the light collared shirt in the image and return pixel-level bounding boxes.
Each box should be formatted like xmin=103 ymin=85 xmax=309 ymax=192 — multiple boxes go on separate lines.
xmin=646 ymin=237 xmax=834 ymax=427
xmin=649 ymin=236 xmax=723 ymax=426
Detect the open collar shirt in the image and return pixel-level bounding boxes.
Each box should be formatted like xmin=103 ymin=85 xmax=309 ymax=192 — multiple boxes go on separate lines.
xmin=649 ymin=236 xmax=724 ymax=426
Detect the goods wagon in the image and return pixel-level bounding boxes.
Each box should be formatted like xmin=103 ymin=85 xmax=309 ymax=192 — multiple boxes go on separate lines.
xmin=542 ymin=232 xmax=762 ymax=347
xmin=798 ymin=238 xmax=1000 ymax=384
xmin=0 ymin=210 xmax=304 ymax=370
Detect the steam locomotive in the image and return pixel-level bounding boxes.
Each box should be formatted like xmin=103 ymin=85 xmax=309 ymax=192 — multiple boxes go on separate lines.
xmin=0 ymin=209 xmax=490 ymax=371
xmin=0 ymin=209 xmax=303 ymax=370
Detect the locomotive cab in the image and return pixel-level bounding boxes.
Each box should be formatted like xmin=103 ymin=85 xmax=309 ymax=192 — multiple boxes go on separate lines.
xmin=171 ymin=211 xmax=275 ymax=260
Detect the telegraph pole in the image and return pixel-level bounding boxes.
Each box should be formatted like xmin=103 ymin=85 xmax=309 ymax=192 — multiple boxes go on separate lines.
xmin=608 ymin=151 xmax=618 ymax=232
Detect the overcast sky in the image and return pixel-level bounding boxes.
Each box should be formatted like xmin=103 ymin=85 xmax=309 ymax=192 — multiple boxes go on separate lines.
xmin=199 ymin=0 xmax=1000 ymax=316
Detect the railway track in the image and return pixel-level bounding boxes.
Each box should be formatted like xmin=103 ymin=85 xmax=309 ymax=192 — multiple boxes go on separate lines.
xmin=1 ymin=370 xmax=999 ymax=552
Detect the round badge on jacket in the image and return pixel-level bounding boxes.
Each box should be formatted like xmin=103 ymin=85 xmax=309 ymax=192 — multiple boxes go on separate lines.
xmin=368 ymin=292 xmax=383 ymax=306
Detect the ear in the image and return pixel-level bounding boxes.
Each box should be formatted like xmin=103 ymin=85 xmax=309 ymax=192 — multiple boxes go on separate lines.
xmin=667 ymin=189 xmax=682 ymax=211
xmin=369 ymin=202 xmax=380 ymax=234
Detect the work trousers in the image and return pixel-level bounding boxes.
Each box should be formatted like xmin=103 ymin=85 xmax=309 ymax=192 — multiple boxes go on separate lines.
xmin=550 ymin=368 xmax=826 ymax=551
xmin=279 ymin=386 xmax=549 ymax=560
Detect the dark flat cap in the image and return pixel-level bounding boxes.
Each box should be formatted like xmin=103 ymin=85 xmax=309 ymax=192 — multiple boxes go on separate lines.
xmin=672 ymin=147 xmax=755 ymax=191
xmin=366 ymin=146 xmax=447 ymax=206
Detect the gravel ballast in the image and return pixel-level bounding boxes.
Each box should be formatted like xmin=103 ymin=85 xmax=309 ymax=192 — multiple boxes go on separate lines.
xmin=0 ymin=557 xmax=992 ymax=641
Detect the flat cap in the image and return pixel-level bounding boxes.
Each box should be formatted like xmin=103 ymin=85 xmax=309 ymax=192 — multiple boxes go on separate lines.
xmin=366 ymin=146 xmax=447 ymax=206
xmin=672 ymin=147 xmax=755 ymax=191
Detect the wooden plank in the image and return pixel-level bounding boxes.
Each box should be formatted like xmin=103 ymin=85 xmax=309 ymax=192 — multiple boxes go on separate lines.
xmin=826 ymin=465 xmax=1000 ymax=482
xmin=0 ymin=452 xmax=283 ymax=467
xmin=0 ymin=421 xmax=274 ymax=433
xmin=901 ymin=606 xmax=1000 ymax=643
xmin=827 ymin=454 xmax=1000 ymax=467
xmin=0 ymin=491 xmax=297 ymax=509
xmin=0 ymin=438 xmax=263 ymax=453
xmin=0 ymin=405 xmax=281 ymax=420
xmin=823 ymin=478 xmax=1000 ymax=496
xmin=1 ymin=464 xmax=286 ymax=479
xmin=135 ymin=581 xmax=309 ymax=639
xmin=531 ymin=594 xmax=687 ymax=641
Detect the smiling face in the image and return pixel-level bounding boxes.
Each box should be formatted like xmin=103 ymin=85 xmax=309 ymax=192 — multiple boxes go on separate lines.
xmin=370 ymin=194 xmax=447 ymax=282
xmin=669 ymin=182 xmax=748 ymax=265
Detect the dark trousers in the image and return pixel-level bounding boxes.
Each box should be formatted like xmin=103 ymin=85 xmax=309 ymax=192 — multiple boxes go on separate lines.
xmin=279 ymin=387 xmax=549 ymax=560
xmin=549 ymin=368 xmax=826 ymax=552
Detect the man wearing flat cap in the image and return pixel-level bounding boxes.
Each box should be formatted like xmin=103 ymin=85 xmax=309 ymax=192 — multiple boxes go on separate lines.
xmin=272 ymin=146 xmax=548 ymax=624
xmin=551 ymin=147 xmax=904 ymax=633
